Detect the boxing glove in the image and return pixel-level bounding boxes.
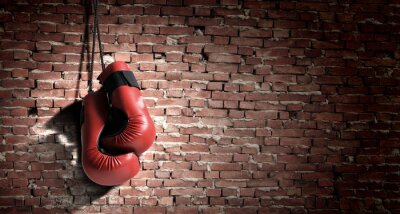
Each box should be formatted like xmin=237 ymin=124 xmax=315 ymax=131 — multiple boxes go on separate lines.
xmin=97 ymin=61 xmax=156 ymax=156
xmin=81 ymin=61 xmax=155 ymax=186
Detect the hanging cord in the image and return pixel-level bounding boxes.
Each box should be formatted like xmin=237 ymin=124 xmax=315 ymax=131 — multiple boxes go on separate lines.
xmin=89 ymin=0 xmax=105 ymax=92
xmin=94 ymin=0 xmax=105 ymax=71
xmin=88 ymin=0 xmax=97 ymax=92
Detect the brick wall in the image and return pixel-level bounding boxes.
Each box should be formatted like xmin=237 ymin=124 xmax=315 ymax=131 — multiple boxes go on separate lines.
xmin=1 ymin=0 xmax=400 ymax=213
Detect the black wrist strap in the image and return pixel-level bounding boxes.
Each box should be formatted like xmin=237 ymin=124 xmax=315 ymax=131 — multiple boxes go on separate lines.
xmin=102 ymin=71 xmax=140 ymax=101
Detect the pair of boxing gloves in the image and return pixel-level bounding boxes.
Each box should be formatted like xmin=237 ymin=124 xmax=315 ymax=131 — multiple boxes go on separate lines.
xmin=80 ymin=61 xmax=156 ymax=186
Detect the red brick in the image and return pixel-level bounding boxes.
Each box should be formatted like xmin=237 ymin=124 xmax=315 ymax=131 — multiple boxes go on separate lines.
xmin=225 ymin=18 xmax=257 ymax=26
xmin=161 ymin=162 xmax=191 ymax=170
xmin=160 ymin=26 xmax=194 ymax=35
xmin=2 ymin=61 xmax=37 ymax=69
xmin=12 ymin=69 xmax=28 ymax=78
xmin=192 ymin=7 xmax=209 ymax=15
xmin=164 ymin=179 xmax=195 ymax=187
xmin=188 ymin=17 xmax=221 ymax=26
xmin=166 ymin=53 xmax=183 ymax=62
xmin=110 ymin=6 xmax=143 ymax=14
xmin=205 ymin=26 xmax=238 ymax=36
xmin=153 ymin=45 xmax=185 ymax=53
xmin=162 ymin=7 xmax=193 ymax=16
xmin=179 ymin=36 xmax=211 ymax=44
xmin=184 ymin=0 xmax=216 ymax=5
xmin=204 ymin=45 xmax=237 ymax=53
xmin=51 ymin=45 xmax=81 ymax=54
xmin=1 ymin=79 xmax=34 ymax=88
xmin=296 ymin=2 xmax=330 ymax=11
xmin=31 ymin=89 xmax=64 ymax=97
xmin=14 ymin=51 xmax=29 ymax=60
xmin=256 ymin=48 xmax=289 ymax=57
xmin=312 ymin=113 xmax=343 ymax=121
xmin=5 ymin=23 xmax=38 ymax=31
xmin=240 ymin=29 xmax=272 ymax=38
xmin=136 ymin=16 xmax=167 ymax=25
xmin=171 ymin=188 xmax=203 ymax=196
xmin=208 ymin=53 xmax=241 ymax=63
xmin=172 ymin=171 xmax=203 ymax=178
xmin=109 ymin=24 xmax=142 ymax=33
xmin=120 ymin=188 xmax=152 ymax=197
xmin=157 ymin=63 xmax=189 ymax=71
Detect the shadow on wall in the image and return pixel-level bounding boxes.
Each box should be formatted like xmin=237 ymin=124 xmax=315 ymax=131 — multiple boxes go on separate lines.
xmin=36 ymin=0 xmax=112 ymax=210
xmin=42 ymin=101 xmax=112 ymax=212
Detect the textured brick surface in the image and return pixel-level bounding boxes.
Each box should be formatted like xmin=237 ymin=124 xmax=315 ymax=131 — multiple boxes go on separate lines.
xmin=1 ymin=0 xmax=400 ymax=213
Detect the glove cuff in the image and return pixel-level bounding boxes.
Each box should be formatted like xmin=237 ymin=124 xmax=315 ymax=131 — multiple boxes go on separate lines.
xmin=99 ymin=61 xmax=140 ymax=96
xmin=103 ymin=71 xmax=140 ymax=94
xmin=98 ymin=61 xmax=132 ymax=84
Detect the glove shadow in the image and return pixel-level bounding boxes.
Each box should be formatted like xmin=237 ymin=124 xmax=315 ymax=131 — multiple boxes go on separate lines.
xmin=44 ymin=101 xmax=112 ymax=209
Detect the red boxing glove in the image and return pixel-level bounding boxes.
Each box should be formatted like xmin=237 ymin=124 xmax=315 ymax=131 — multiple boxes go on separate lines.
xmin=81 ymin=61 xmax=155 ymax=186
xmin=97 ymin=62 xmax=156 ymax=156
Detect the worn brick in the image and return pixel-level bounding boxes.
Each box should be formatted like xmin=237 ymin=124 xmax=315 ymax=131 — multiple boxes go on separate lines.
xmin=0 ymin=1 xmax=398 ymax=213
